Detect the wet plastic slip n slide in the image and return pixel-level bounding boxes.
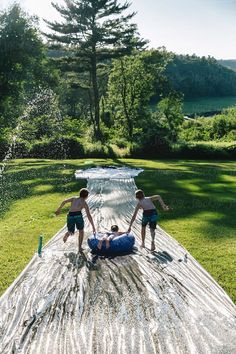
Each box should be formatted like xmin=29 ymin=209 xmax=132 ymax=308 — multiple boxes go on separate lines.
xmin=0 ymin=166 xmax=236 ymax=354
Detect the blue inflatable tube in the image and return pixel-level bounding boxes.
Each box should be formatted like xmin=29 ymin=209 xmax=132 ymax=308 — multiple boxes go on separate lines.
xmin=88 ymin=233 xmax=135 ymax=255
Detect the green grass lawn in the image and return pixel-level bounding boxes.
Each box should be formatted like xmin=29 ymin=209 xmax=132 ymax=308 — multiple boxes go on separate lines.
xmin=0 ymin=158 xmax=236 ymax=303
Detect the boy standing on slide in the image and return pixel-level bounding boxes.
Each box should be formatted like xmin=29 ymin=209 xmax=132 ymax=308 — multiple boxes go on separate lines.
xmin=55 ymin=188 xmax=96 ymax=252
xmin=127 ymin=189 xmax=169 ymax=251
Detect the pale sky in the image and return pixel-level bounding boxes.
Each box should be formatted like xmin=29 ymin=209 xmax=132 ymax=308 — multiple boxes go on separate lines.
xmin=1 ymin=0 xmax=236 ymax=59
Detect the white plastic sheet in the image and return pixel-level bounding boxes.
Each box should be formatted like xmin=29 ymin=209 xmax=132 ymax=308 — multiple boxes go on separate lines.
xmin=0 ymin=173 xmax=236 ymax=354
xmin=75 ymin=166 xmax=143 ymax=179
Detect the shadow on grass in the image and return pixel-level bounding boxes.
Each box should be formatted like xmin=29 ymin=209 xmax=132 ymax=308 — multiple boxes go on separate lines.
xmin=0 ymin=159 xmax=135 ymax=219
xmin=0 ymin=159 xmax=235 ymax=242
xmin=0 ymin=160 xmax=87 ymax=218
xmin=116 ymin=159 xmax=236 ymax=240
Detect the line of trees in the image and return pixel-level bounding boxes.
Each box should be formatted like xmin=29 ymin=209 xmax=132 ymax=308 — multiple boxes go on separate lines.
xmin=1 ymin=1 xmax=235 ymax=161
xmin=165 ymin=54 xmax=236 ymax=99
xmin=0 ymin=1 xmax=183 ymax=156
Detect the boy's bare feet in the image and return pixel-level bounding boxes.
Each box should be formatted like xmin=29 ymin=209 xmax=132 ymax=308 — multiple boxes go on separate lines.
xmin=63 ymin=232 xmax=71 ymax=243
xmin=151 ymin=241 xmax=155 ymax=252
xmin=141 ymin=243 xmax=145 ymax=248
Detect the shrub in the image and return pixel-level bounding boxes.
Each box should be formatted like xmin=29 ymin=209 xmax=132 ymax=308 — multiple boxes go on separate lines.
xmin=0 ymin=138 xmax=29 ymax=161
xmin=14 ymin=141 xmax=30 ymax=158
xmin=131 ymin=136 xmax=171 ymax=158
xmin=0 ymin=139 xmax=9 ymax=161
xmin=29 ymin=137 xmax=84 ymax=159
xmin=65 ymin=137 xmax=85 ymax=159
xmin=110 ymin=137 xmax=129 ymax=149
xmin=109 ymin=144 xmax=130 ymax=157
xmin=225 ymin=143 xmax=236 ymax=159
xmin=181 ymin=108 xmax=236 ymax=142
xmin=172 ymin=142 xmax=235 ymax=159
xmin=224 ymin=130 xmax=236 ymax=142
xmin=83 ymin=141 xmax=111 ymax=158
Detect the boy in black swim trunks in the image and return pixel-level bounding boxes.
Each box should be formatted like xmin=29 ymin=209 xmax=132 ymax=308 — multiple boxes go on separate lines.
xmin=127 ymin=190 xmax=169 ymax=251
xmin=55 ymin=188 xmax=96 ymax=252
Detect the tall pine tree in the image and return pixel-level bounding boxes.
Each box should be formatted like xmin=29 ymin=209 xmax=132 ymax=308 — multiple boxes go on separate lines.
xmin=45 ymin=0 xmax=146 ymax=138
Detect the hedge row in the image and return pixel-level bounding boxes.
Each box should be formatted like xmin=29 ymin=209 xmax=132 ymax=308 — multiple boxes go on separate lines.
xmin=1 ymin=138 xmax=236 ymax=161
xmin=0 ymin=138 xmax=113 ymax=160
xmin=131 ymin=141 xmax=236 ymax=160
xmin=171 ymin=142 xmax=236 ymax=159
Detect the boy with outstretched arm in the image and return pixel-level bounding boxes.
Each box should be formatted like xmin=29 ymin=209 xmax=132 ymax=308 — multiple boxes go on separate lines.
xmin=55 ymin=188 xmax=96 ymax=252
xmin=127 ymin=189 xmax=169 ymax=251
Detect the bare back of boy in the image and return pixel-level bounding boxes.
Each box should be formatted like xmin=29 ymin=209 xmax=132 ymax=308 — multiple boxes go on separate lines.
xmin=55 ymin=188 xmax=96 ymax=252
xmin=69 ymin=197 xmax=86 ymax=212
xmin=138 ymin=197 xmax=156 ymax=210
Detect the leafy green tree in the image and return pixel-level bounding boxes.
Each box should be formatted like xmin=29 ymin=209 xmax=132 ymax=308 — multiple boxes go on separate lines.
xmin=0 ymin=3 xmax=57 ymax=130
xmin=17 ymin=89 xmax=64 ymax=142
xmin=157 ymin=92 xmax=184 ymax=142
xmin=58 ymin=79 xmax=90 ymax=119
xmin=180 ymin=107 xmax=236 ymax=142
xmin=45 ymin=0 xmax=146 ymax=138
xmin=107 ymin=49 xmax=171 ymax=141
xmin=133 ymin=92 xmax=184 ymax=156
xmin=179 ymin=120 xmax=206 ymax=141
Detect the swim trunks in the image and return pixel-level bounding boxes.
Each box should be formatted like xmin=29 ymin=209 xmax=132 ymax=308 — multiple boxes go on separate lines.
xmin=142 ymin=209 xmax=158 ymax=229
xmin=67 ymin=211 xmax=84 ymax=233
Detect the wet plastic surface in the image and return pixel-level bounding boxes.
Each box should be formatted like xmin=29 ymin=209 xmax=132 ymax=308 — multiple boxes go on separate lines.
xmin=75 ymin=166 xmax=143 ymax=180
xmin=0 ymin=174 xmax=236 ymax=354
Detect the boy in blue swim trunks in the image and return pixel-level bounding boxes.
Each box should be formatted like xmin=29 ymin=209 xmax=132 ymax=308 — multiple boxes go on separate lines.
xmin=55 ymin=188 xmax=96 ymax=252
xmin=128 ymin=189 xmax=169 ymax=251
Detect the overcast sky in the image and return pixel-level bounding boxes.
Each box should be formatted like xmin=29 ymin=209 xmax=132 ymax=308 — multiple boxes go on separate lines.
xmin=1 ymin=0 xmax=236 ymax=59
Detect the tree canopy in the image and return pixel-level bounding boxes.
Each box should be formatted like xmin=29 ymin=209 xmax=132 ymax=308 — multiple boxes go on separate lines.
xmin=165 ymin=54 xmax=236 ymax=98
xmin=45 ymin=0 xmax=147 ymax=137
xmin=0 ymin=3 xmax=56 ymax=129
xmin=107 ymin=49 xmax=171 ymax=141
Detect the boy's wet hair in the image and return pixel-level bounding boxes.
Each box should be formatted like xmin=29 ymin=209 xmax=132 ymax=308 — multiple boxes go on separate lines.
xmin=135 ymin=189 xmax=145 ymax=199
xmin=111 ymin=225 xmax=119 ymax=232
xmin=79 ymin=188 xmax=89 ymax=198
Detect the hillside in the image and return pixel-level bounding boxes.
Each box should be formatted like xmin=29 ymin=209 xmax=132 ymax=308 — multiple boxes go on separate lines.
xmin=218 ymin=59 xmax=236 ymax=71
xmin=165 ymin=55 xmax=236 ymax=99
xmin=48 ymin=49 xmax=236 ymax=101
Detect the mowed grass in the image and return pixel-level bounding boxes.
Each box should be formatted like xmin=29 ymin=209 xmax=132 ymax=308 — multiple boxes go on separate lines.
xmin=0 ymin=158 xmax=235 ymax=303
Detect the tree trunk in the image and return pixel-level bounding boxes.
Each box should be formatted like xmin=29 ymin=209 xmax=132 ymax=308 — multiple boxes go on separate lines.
xmin=88 ymin=89 xmax=95 ymax=126
xmin=91 ymin=53 xmax=101 ymax=139
xmin=120 ymin=59 xmax=133 ymax=142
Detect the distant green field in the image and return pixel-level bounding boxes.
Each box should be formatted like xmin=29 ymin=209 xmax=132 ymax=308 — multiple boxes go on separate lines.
xmin=150 ymin=96 xmax=236 ymax=115
xmin=183 ymin=96 xmax=236 ymax=115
